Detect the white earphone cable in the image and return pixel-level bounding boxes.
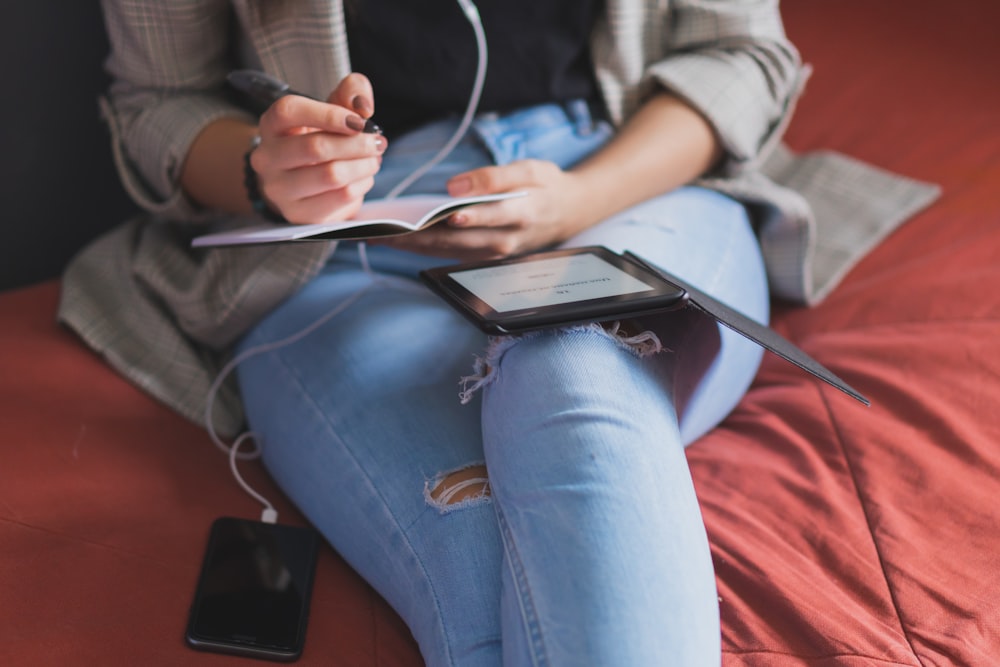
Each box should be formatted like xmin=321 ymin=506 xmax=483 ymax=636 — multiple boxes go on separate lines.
xmin=384 ymin=0 xmax=487 ymax=199
xmin=208 ymin=0 xmax=488 ymax=522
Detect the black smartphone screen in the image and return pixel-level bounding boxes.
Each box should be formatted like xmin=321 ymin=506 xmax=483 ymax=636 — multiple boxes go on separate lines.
xmin=185 ymin=517 xmax=320 ymax=662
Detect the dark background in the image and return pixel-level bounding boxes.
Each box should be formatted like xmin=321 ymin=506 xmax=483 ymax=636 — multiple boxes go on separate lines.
xmin=0 ymin=3 xmax=137 ymax=290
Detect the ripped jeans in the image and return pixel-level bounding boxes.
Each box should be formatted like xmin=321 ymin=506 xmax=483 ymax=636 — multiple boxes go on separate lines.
xmin=236 ymin=101 xmax=769 ymax=667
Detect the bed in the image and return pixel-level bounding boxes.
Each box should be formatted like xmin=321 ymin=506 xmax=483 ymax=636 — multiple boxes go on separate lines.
xmin=2 ymin=0 xmax=997 ymax=663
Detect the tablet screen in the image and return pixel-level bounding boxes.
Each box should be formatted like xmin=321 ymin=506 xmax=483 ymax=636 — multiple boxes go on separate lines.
xmin=420 ymin=246 xmax=689 ymax=334
xmin=449 ymin=252 xmax=656 ymax=313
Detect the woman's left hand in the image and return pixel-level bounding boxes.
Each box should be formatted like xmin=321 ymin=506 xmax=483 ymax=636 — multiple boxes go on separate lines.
xmin=377 ymin=159 xmax=595 ymax=260
xmin=378 ymin=93 xmax=724 ymax=260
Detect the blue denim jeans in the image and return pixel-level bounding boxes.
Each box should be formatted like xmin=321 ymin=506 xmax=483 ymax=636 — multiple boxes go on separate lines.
xmin=236 ymin=101 xmax=769 ymax=666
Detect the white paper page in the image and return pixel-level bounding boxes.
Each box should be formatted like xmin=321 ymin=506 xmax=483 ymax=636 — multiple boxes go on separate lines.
xmin=191 ymin=192 xmax=525 ymax=247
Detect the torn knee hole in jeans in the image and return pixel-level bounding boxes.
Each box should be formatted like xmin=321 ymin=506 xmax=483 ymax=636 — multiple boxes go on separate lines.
xmin=457 ymin=321 xmax=665 ymax=403
xmin=425 ymin=463 xmax=491 ymax=510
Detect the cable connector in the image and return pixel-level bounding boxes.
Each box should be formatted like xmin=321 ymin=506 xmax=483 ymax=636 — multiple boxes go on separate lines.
xmin=260 ymin=507 xmax=278 ymax=524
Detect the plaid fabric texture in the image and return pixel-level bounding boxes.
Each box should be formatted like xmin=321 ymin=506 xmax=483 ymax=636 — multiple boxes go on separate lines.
xmin=59 ymin=0 xmax=939 ymax=434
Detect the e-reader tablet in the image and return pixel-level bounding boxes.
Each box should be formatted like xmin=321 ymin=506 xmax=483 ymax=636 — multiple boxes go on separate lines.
xmin=419 ymin=246 xmax=689 ymax=335
xmin=421 ymin=245 xmax=871 ymax=406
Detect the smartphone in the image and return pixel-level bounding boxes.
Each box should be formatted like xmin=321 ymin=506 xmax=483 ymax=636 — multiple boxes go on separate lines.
xmin=185 ymin=517 xmax=321 ymax=662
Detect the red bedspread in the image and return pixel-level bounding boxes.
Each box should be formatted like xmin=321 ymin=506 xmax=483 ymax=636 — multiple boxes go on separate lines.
xmin=2 ymin=0 xmax=998 ymax=664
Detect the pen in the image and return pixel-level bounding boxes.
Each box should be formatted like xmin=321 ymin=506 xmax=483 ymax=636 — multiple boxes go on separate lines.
xmin=227 ymin=69 xmax=383 ymax=135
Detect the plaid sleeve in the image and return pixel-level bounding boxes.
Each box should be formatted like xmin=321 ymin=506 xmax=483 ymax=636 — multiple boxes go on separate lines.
xmin=99 ymin=0 xmax=254 ymax=220
xmin=646 ymin=0 xmax=804 ymax=173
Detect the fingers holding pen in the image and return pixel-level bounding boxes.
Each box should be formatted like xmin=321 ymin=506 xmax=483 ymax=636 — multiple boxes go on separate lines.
xmin=249 ymin=137 xmax=385 ymax=223
xmin=252 ymin=90 xmax=387 ymax=223
xmin=259 ymin=93 xmax=370 ymax=138
xmin=326 ymin=72 xmax=377 ymax=123
xmin=261 ymin=150 xmax=382 ymax=202
xmin=251 ymin=128 xmax=386 ymax=172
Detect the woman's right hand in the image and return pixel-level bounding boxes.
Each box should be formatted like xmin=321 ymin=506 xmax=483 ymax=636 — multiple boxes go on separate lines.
xmin=252 ymin=73 xmax=387 ymax=224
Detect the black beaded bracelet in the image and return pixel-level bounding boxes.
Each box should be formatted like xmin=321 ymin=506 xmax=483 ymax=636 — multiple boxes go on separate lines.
xmin=243 ymin=136 xmax=286 ymax=222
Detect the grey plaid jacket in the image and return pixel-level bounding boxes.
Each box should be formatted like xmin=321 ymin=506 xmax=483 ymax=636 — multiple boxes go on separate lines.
xmin=60 ymin=0 xmax=939 ymax=435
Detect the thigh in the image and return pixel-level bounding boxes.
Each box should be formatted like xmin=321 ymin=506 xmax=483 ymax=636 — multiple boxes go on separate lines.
xmin=477 ymin=314 xmax=722 ymax=664
xmin=235 ymin=261 xmax=505 ymax=665
xmin=564 ymin=186 xmax=770 ymax=443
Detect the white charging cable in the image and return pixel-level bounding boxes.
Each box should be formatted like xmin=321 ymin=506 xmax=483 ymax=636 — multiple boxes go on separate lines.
xmin=204 ymin=281 xmax=375 ymax=523
xmin=209 ymin=0 xmax=488 ymax=522
xmin=384 ymin=0 xmax=487 ymax=199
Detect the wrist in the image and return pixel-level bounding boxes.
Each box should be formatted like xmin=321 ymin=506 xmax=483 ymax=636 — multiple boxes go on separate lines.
xmin=243 ymin=136 xmax=286 ymax=222
xmin=563 ymin=169 xmax=615 ymax=230
xmin=180 ymin=117 xmax=267 ymax=217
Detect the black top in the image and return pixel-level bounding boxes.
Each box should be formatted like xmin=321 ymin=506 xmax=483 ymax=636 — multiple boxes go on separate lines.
xmin=345 ymin=0 xmax=604 ymax=137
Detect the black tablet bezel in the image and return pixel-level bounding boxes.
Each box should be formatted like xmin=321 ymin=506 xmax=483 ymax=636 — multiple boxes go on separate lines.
xmin=420 ymin=246 xmax=689 ymax=335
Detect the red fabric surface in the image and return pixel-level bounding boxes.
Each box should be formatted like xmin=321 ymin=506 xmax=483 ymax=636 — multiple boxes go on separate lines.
xmin=2 ymin=0 xmax=998 ymax=664
xmin=688 ymin=0 xmax=1000 ymax=663
xmin=0 ymin=283 xmax=422 ymax=666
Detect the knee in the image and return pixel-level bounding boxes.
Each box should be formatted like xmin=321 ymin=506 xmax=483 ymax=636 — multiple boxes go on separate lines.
xmin=458 ymin=322 xmax=667 ymax=405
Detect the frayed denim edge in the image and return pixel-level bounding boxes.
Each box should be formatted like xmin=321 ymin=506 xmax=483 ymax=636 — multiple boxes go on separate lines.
xmin=423 ymin=461 xmax=493 ymax=513
xmin=457 ymin=321 xmax=665 ymax=405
